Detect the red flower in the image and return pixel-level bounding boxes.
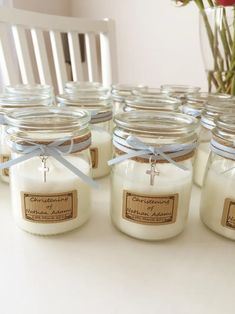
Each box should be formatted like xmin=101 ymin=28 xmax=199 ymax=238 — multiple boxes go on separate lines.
xmin=217 ymin=0 xmax=235 ymax=5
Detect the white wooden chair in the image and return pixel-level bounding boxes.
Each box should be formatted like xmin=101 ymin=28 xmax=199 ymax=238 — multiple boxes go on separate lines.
xmin=0 ymin=7 xmax=118 ymax=93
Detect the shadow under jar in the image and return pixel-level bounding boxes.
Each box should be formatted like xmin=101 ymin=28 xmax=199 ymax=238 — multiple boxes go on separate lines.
xmin=4 ymin=107 xmax=93 ymax=235
xmin=200 ymin=114 xmax=235 ymax=240
xmin=109 ymin=111 xmax=198 ymax=240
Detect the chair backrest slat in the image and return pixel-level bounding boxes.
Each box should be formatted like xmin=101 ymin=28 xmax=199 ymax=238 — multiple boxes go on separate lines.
xmin=0 ymin=24 xmax=19 ymax=85
xmin=49 ymin=30 xmax=68 ymax=94
xmin=67 ymin=31 xmax=84 ymax=81
xmin=31 ymin=28 xmax=53 ymax=86
xmin=0 ymin=8 xmax=118 ymax=92
xmin=100 ymin=19 xmax=118 ymax=87
xmin=85 ymin=32 xmax=99 ymax=82
xmin=12 ymin=25 xmax=35 ymax=84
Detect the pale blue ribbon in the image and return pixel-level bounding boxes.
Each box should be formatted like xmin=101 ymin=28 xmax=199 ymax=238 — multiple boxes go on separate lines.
xmin=0 ymin=113 xmax=6 ymax=125
xmin=0 ymin=136 xmax=98 ymax=188
xmin=210 ymin=139 xmax=235 ymax=161
xmin=108 ymin=135 xmax=197 ymax=171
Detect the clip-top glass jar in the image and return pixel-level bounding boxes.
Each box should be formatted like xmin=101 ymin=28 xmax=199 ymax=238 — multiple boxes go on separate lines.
xmin=200 ymin=114 xmax=235 ymax=240
xmin=3 ymin=107 xmax=93 ymax=235
xmin=110 ymin=111 xmax=198 ymax=240
xmin=57 ymin=83 xmax=112 ymax=179
xmin=0 ymin=94 xmax=53 ymax=183
xmin=193 ymin=94 xmax=235 ymax=187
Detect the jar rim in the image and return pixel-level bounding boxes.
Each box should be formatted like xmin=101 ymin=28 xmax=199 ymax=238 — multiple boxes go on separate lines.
xmin=56 ymin=93 xmax=112 ymax=111
xmin=212 ymin=114 xmax=235 ymax=145
xmin=160 ymin=84 xmax=201 ymax=93
xmin=124 ymin=96 xmax=181 ymax=111
xmin=131 ymin=87 xmax=162 ymax=97
xmin=0 ymin=94 xmax=52 ymax=109
xmin=215 ymin=114 xmax=235 ymax=133
xmin=64 ymin=81 xmax=110 ymax=94
xmin=5 ymin=107 xmax=91 ymax=131
xmin=4 ymin=84 xmax=53 ymax=95
xmin=114 ymin=111 xmax=198 ymax=135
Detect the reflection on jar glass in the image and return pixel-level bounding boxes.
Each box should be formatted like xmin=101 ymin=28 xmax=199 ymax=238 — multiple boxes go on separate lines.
xmin=200 ymin=114 xmax=235 ymax=240
xmin=109 ymin=111 xmax=198 ymax=240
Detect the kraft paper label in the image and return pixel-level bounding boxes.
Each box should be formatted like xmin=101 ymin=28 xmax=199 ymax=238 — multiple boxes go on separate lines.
xmin=221 ymin=198 xmax=235 ymax=229
xmin=90 ymin=147 xmax=98 ymax=169
xmin=21 ymin=190 xmax=77 ymax=223
xmin=122 ymin=191 xmax=178 ymax=225
xmin=0 ymin=154 xmax=10 ymax=177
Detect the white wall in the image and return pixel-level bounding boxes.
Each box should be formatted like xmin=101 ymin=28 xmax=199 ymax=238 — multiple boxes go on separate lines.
xmin=13 ymin=0 xmax=70 ymax=15
xmin=70 ymin=0 xmax=207 ymax=90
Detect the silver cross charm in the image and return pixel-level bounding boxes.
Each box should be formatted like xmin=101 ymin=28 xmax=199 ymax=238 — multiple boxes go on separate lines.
xmin=146 ymin=162 xmax=160 ymax=186
xmin=40 ymin=156 xmax=49 ymax=183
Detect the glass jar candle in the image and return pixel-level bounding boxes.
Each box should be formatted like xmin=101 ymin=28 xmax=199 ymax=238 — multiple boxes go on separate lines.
xmin=2 ymin=107 xmax=94 ymax=235
xmin=57 ymin=86 xmax=112 ymax=179
xmin=160 ymin=84 xmax=201 ymax=103
xmin=193 ymin=94 xmax=235 ymax=187
xmin=109 ymin=111 xmax=198 ymax=240
xmin=124 ymin=95 xmax=181 ymax=112
xmin=200 ymin=114 xmax=235 ymax=240
xmin=0 ymin=94 xmax=53 ymax=183
xmin=111 ymin=84 xmax=146 ymax=115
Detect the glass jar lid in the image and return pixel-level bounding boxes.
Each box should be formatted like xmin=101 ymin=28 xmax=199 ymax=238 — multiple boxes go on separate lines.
xmin=114 ymin=111 xmax=198 ymax=144
xmin=4 ymin=84 xmax=53 ymax=96
xmin=124 ymin=96 xmax=181 ymax=112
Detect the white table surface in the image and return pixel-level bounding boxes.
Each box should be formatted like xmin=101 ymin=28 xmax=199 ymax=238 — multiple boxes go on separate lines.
xmin=0 ymin=177 xmax=235 ymax=314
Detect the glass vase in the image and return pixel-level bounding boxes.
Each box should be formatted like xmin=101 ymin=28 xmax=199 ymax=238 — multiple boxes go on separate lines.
xmin=200 ymin=6 xmax=235 ymax=95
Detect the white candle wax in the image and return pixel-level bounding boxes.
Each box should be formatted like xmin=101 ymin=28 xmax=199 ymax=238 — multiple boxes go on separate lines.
xmin=193 ymin=142 xmax=210 ymax=187
xmin=200 ymin=159 xmax=235 ymax=239
xmin=91 ymin=128 xmax=112 ymax=178
xmin=111 ymin=159 xmax=193 ymax=240
xmin=10 ymin=155 xmax=91 ymax=235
